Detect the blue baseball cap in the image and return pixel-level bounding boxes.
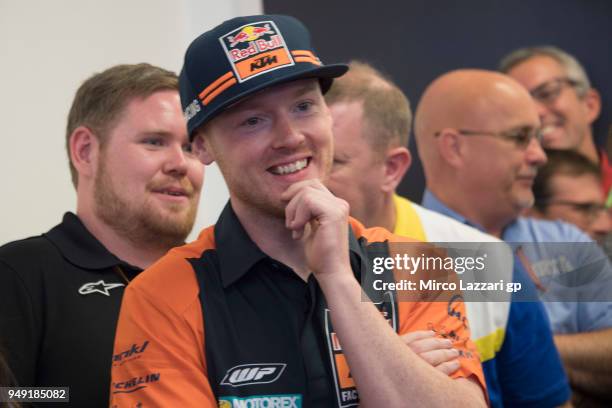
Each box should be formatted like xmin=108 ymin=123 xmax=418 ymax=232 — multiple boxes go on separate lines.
xmin=179 ymin=14 xmax=348 ymax=140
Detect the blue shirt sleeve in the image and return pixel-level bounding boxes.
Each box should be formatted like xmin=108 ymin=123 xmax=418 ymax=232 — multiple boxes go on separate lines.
xmin=528 ymin=220 xmax=612 ymax=333
xmin=496 ymin=262 xmax=571 ymax=407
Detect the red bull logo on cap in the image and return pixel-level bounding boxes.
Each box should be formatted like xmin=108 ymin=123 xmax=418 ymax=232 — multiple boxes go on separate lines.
xmin=220 ymin=20 xmax=294 ymax=82
xmin=227 ymin=24 xmax=274 ymax=47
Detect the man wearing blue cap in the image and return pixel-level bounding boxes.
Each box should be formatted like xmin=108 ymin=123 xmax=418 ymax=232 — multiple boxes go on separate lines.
xmin=110 ymin=15 xmax=487 ymax=407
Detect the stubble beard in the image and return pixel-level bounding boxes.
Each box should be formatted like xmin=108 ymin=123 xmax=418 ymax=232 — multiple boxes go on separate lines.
xmin=226 ymin=161 xmax=333 ymax=222
xmin=213 ymin=135 xmax=334 ymax=221
xmin=93 ymin=158 xmax=198 ymax=249
xmin=214 ymin=152 xmax=287 ymax=220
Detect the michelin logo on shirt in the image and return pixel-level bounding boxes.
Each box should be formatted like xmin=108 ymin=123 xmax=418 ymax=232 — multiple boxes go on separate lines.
xmin=112 ymin=372 xmax=160 ymax=394
xmin=218 ymin=394 xmax=302 ymax=408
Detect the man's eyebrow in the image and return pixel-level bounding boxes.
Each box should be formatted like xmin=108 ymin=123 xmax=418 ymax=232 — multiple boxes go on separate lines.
xmin=499 ymin=122 xmax=537 ymax=132
xmin=334 ymin=152 xmax=350 ymax=161
xmin=137 ymin=130 xmax=187 ymax=140
xmin=292 ymin=81 xmax=320 ymax=98
xmin=138 ymin=131 xmax=171 ymax=137
xmin=514 ymin=124 xmax=539 ymax=132
xmin=226 ymin=81 xmax=320 ymax=113
xmin=216 ymin=82 xmax=321 ymax=125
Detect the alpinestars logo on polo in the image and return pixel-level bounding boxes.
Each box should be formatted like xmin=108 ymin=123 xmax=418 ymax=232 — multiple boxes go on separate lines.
xmin=78 ymin=280 xmax=124 ymax=296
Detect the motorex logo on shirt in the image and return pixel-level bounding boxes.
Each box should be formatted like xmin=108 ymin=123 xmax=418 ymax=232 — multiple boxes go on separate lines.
xmin=220 ymin=363 xmax=287 ymax=387
xmin=218 ymin=394 xmax=302 ymax=408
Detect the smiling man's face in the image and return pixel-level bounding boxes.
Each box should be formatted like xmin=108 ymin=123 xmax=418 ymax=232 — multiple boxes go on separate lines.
xmin=506 ymin=55 xmax=599 ymax=152
xmin=93 ymin=90 xmax=203 ymax=246
xmin=195 ymin=79 xmax=334 ymax=218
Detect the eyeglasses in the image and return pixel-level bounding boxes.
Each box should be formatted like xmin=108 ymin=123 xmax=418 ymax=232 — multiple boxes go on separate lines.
xmin=529 ymin=77 xmax=581 ymax=105
xmin=541 ymin=200 xmax=608 ymax=223
xmin=434 ymin=127 xmax=543 ymax=149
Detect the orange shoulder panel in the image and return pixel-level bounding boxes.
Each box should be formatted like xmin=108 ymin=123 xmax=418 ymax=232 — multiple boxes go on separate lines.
xmin=110 ymin=226 xmax=218 ymax=407
xmin=349 ymin=217 xmax=419 ymax=244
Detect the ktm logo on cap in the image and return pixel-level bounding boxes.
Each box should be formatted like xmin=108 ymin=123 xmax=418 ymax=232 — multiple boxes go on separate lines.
xmin=250 ymin=55 xmax=278 ymax=70
xmin=220 ymin=21 xmax=294 ymax=82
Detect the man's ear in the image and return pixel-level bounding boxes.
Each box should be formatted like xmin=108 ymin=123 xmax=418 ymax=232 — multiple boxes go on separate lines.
xmin=436 ymin=128 xmax=464 ymax=168
xmin=192 ymin=131 xmax=215 ymax=165
xmin=69 ymin=126 xmax=100 ymax=180
xmin=583 ymin=88 xmax=601 ymax=125
xmin=381 ymin=146 xmax=411 ymax=193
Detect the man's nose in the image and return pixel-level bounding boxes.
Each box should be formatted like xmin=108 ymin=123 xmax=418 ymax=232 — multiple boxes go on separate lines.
xmin=525 ymin=137 xmax=548 ymax=167
xmin=271 ymin=114 xmax=305 ymax=150
xmin=163 ymin=144 xmax=189 ymax=176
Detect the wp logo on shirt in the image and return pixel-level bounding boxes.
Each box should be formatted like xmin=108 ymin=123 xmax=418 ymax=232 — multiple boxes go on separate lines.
xmin=221 ymin=363 xmax=286 ymax=387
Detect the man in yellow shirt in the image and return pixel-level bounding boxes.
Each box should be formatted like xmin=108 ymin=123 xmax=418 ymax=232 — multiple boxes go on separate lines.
xmin=325 ymin=61 xmax=570 ymax=407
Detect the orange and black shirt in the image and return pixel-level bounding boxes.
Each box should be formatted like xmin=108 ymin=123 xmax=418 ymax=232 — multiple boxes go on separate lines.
xmin=110 ymin=203 xmax=485 ymax=407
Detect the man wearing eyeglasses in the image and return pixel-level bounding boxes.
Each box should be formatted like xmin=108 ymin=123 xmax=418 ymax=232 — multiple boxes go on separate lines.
xmin=530 ymin=149 xmax=611 ymax=245
xmin=326 ymin=62 xmax=571 ymax=408
xmin=499 ymin=46 xmax=611 ymax=197
xmin=415 ymin=69 xmax=612 ymax=405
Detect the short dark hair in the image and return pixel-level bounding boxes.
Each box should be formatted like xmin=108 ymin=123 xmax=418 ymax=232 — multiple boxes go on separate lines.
xmin=66 ymin=63 xmax=178 ymax=188
xmin=533 ymin=148 xmax=601 ymax=211
xmin=325 ymin=60 xmax=411 ymax=154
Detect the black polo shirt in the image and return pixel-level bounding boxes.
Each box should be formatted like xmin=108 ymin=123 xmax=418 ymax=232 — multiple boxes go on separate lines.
xmin=193 ymin=204 xmax=396 ymax=407
xmin=110 ymin=202 xmax=486 ymax=407
xmin=0 ymin=213 xmax=140 ymax=407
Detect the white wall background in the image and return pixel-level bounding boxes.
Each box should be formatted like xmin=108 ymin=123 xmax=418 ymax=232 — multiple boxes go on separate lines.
xmin=0 ymin=0 xmax=263 ymax=244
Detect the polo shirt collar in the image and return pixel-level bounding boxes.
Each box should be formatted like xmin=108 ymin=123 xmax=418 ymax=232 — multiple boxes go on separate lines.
xmin=214 ymin=201 xmax=365 ymax=288
xmin=346 ymin=224 xmax=365 ymax=280
xmin=44 ymin=212 xmax=127 ymax=270
xmin=423 ymin=189 xmax=525 ymax=239
xmin=422 ymin=189 xmax=485 ymax=231
xmin=214 ymin=202 xmax=268 ymax=288
xmin=499 ymin=217 xmax=526 ymax=242
xmin=422 ymin=190 xmax=469 ymax=224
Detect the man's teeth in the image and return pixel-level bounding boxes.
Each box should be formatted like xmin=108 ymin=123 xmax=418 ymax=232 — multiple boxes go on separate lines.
xmin=272 ymin=159 xmax=308 ymax=175
xmin=164 ymin=191 xmax=183 ymax=196
xmin=542 ymin=125 xmax=556 ymax=135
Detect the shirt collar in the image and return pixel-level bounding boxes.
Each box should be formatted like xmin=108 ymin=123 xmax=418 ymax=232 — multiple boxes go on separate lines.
xmin=44 ymin=212 xmax=132 ymax=270
xmin=422 ymin=190 xmax=469 ymax=223
xmin=214 ymin=202 xmax=269 ymax=288
xmin=214 ymin=201 xmax=365 ymax=288
xmin=499 ymin=217 xmax=525 ymax=242
xmin=422 ymin=190 xmax=526 ymax=239
xmin=346 ymin=223 xmax=366 ymax=281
